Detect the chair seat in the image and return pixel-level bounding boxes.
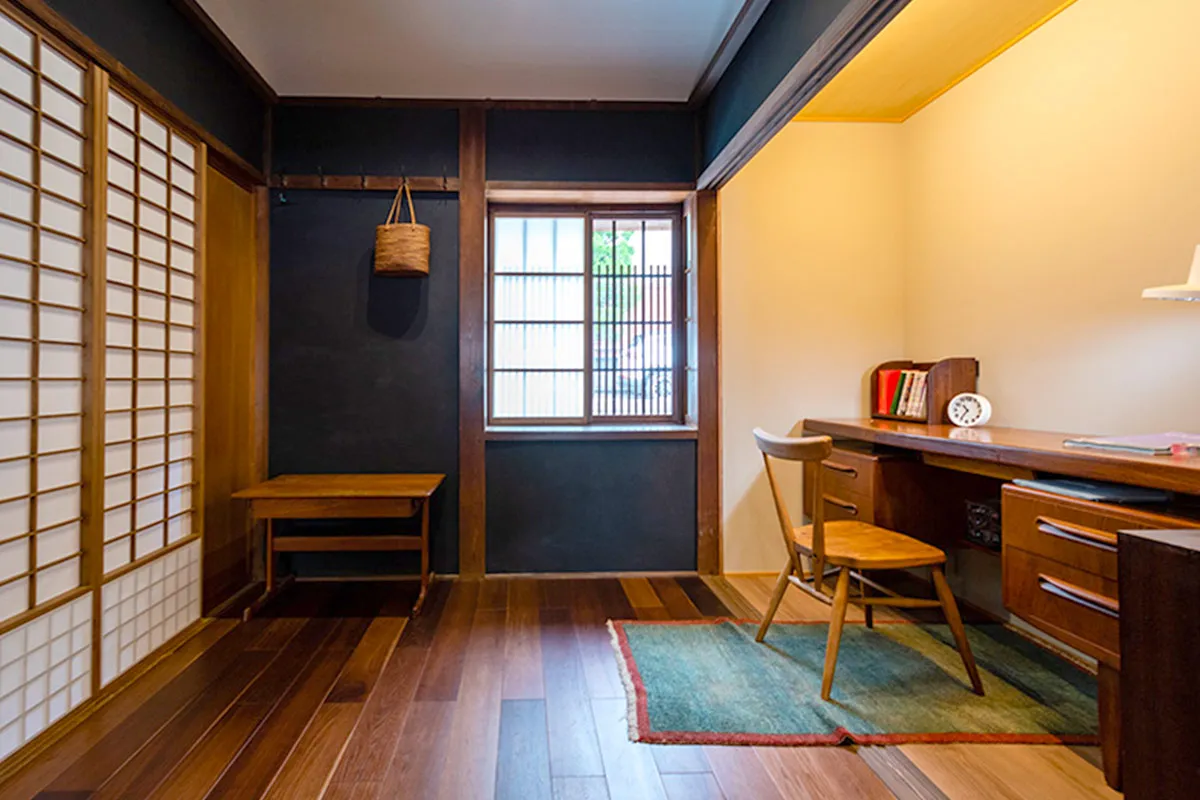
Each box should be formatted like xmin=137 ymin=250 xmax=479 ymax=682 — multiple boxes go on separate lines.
xmin=792 ymin=521 xmax=946 ymax=570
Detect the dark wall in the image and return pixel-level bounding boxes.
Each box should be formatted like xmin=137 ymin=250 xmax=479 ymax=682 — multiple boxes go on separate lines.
xmin=486 ymin=441 xmax=697 ymax=572
xmin=487 ymin=109 xmax=696 ymax=182
xmin=269 ymin=189 xmax=460 ymax=573
xmin=700 ymin=0 xmax=852 ymax=168
xmin=44 ymin=0 xmax=266 ymax=167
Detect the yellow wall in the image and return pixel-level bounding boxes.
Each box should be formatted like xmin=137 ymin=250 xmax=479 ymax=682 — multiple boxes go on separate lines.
xmin=719 ymin=124 xmax=906 ymax=573
xmin=720 ymin=0 xmax=1200 ymax=573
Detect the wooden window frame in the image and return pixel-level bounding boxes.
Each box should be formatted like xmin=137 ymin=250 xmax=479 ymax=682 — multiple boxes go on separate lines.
xmin=486 ymin=204 xmax=686 ymax=427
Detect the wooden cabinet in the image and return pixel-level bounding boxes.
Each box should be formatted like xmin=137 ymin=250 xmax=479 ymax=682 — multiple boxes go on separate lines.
xmin=803 ymin=445 xmax=926 ymax=532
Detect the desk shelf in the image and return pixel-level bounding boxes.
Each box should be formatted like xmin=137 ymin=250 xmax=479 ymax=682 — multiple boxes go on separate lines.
xmin=870 ymin=357 xmax=978 ymax=424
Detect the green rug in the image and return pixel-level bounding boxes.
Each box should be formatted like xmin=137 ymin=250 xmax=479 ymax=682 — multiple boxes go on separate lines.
xmin=608 ymin=619 xmax=1099 ymax=746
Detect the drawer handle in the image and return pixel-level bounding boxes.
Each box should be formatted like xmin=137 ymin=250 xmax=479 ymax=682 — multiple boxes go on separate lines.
xmin=1037 ymin=574 xmax=1120 ymax=619
xmin=823 ymin=495 xmax=859 ymax=516
xmin=823 ymin=461 xmax=858 ymax=478
xmin=1035 ymin=517 xmax=1118 ymax=553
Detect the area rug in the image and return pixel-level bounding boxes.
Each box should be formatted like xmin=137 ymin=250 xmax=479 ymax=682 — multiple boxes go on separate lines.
xmin=608 ymin=619 xmax=1099 ymax=746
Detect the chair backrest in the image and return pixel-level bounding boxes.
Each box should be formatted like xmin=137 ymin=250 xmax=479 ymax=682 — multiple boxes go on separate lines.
xmin=753 ymin=428 xmax=833 ymax=562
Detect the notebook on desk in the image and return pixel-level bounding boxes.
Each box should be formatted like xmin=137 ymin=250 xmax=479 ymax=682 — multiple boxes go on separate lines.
xmin=1012 ymin=477 xmax=1170 ymax=504
xmin=1062 ymin=432 xmax=1200 ymax=456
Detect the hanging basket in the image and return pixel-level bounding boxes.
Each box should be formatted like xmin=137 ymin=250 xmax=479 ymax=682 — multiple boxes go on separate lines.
xmin=374 ymin=181 xmax=430 ymax=276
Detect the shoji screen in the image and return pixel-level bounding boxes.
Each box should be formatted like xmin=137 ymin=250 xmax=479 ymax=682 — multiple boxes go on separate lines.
xmin=99 ymin=85 xmax=201 ymax=685
xmin=0 ymin=8 xmax=93 ymax=758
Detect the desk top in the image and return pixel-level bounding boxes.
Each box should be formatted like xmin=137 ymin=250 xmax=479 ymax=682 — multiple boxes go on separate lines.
xmin=234 ymin=474 xmax=445 ymax=500
xmin=803 ymin=418 xmax=1200 ymax=495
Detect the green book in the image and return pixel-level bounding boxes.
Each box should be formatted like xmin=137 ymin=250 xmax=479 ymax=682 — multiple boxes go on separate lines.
xmin=889 ymin=371 xmax=908 ymax=415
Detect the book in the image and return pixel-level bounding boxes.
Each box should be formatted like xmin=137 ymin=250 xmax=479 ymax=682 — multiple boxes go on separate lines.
xmin=878 ymin=369 xmax=901 ymax=415
xmin=1012 ymin=478 xmax=1169 ymax=503
xmin=897 ymin=371 xmax=916 ymax=416
xmin=890 ymin=371 xmax=908 ymax=415
xmin=1062 ymin=432 xmax=1200 ymax=456
xmin=905 ymin=371 xmax=927 ymax=417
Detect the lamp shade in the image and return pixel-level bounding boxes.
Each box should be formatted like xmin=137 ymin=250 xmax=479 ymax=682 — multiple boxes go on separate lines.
xmin=1143 ymin=245 xmax=1200 ymax=301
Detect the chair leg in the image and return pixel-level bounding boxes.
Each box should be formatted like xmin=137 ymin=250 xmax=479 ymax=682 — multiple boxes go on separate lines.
xmin=861 ymin=575 xmax=873 ymax=629
xmin=812 ymin=555 xmax=826 ymax=594
xmin=931 ymin=566 xmax=984 ymax=695
xmin=821 ymin=568 xmax=852 ymax=701
xmin=756 ymin=562 xmax=792 ymax=642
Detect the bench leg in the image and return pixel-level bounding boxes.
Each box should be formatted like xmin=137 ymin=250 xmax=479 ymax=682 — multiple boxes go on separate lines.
xmin=413 ymin=499 xmax=432 ymax=615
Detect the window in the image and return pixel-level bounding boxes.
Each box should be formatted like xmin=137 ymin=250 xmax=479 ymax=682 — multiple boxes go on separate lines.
xmin=488 ymin=208 xmax=683 ymax=424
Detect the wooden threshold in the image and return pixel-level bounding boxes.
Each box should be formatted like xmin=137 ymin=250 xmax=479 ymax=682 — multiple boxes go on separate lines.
xmin=273 ymin=535 xmax=424 ymax=553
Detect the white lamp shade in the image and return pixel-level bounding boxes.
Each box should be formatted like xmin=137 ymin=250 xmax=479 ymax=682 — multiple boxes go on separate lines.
xmin=1143 ymin=245 xmax=1200 ymax=301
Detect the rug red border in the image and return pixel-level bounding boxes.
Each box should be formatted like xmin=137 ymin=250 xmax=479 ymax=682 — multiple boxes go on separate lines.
xmin=607 ymin=618 xmax=1100 ymax=747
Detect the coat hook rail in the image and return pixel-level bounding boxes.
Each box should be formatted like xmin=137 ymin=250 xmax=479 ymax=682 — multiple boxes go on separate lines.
xmin=270 ymin=174 xmax=461 ymax=192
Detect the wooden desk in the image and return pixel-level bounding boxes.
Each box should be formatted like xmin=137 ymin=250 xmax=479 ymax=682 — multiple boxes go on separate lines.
xmin=801 ymin=419 xmax=1200 ymax=791
xmin=234 ymin=474 xmax=445 ymax=618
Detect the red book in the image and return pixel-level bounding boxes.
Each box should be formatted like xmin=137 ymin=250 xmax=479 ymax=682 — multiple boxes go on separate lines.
xmin=877 ymin=369 xmax=901 ymax=414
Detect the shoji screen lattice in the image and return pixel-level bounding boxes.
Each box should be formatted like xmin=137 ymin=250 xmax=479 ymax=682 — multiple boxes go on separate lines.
xmin=0 ymin=9 xmax=92 ymax=757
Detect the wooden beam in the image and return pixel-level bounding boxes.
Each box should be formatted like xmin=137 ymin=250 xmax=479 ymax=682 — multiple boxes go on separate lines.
xmin=485 ymin=181 xmax=693 ymax=204
xmin=273 ymin=536 xmax=423 ymax=553
xmin=271 ymin=174 xmax=461 ymax=192
xmin=697 ymin=0 xmax=911 ymax=190
xmin=168 ymin=0 xmax=277 ymax=103
xmin=275 ymin=96 xmax=691 ymax=112
xmin=459 ymin=106 xmax=487 ymax=578
xmin=693 ymin=191 xmax=721 ymax=575
xmin=689 ymin=0 xmax=772 ymax=107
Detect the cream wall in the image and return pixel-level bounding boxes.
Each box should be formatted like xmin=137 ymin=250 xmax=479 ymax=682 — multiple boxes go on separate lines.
xmin=719 ymin=0 xmax=1200 ymax=573
xmin=719 ymin=124 xmax=906 ymax=573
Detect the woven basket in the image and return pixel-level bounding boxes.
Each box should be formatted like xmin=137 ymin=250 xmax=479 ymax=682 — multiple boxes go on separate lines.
xmin=374 ymin=181 xmax=430 ymax=276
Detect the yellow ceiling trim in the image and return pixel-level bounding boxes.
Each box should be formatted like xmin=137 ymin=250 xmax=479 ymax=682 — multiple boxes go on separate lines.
xmin=794 ymin=0 xmax=1079 ymax=123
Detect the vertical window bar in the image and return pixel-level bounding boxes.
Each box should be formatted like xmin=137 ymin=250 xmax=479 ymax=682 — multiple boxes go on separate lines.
xmin=28 ymin=32 xmax=42 ymax=610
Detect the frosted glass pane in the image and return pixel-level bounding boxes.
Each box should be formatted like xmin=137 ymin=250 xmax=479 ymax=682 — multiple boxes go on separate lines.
xmin=0 ymin=136 xmax=33 ymax=183
xmin=103 ymin=540 xmax=128 ymax=573
xmin=135 ymin=495 xmax=162 ymax=529
xmin=0 ymin=497 xmax=29 ymax=538
xmin=139 ymin=111 xmax=168 ymax=151
xmin=170 ymin=133 xmax=195 ymax=169
xmin=39 ymin=344 xmax=81 ymax=378
xmin=136 ymin=408 xmax=164 ymax=437
xmin=494 ymin=218 xmax=524 ymax=272
xmin=106 ymin=316 xmax=132 ymax=349
xmin=107 ymin=155 xmax=134 ymax=193
xmin=169 ymin=274 xmax=193 ymax=300
xmin=167 ymin=407 xmax=192 ymax=433
xmin=41 ymin=195 xmax=83 ymax=239
xmin=492 ymin=371 xmax=583 ymax=419
xmin=104 ymin=412 xmax=131 ymax=444
xmin=0 ymin=457 xmax=27 ymax=501
xmin=167 ymin=487 xmax=190 ymax=516
xmin=168 ymin=380 xmax=191 ymax=406
xmin=0 ymin=258 xmax=30 ymax=299
xmin=170 ymin=164 xmax=194 ymax=193
xmin=35 ymin=556 xmax=79 ymax=604
xmin=0 ymin=55 xmax=33 ymax=104
xmin=37 ymin=416 xmax=79 ymax=453
xmin=107 ymin=219 xmax=134 ymax=256
xmin=134 ymin=526 xmax=162 ymax=559
xmin=0 ymin=380 xmax=29 ymax=417
xmin=0 ymin=298 xmax=30 ymax=338
xmin=36 ymin=486 xmax=78 ymax=529
xmin=494 ymin=276 xmax=584 ymax=322
xmin=493 ymin=324 xmax=583 ymax=369
xmin=168 ymin=353 xmax=192 ymax=379
xmin=137 ymin=351 xmax=165 ymax=380
xmin=39 ymin=380 xmax=81 ymax=415
xmin=0 ymin=537 xmax=27 ymax=582
xmin=0 ymin=217 xmax=33 ymax=260
xmin=139 ymin=145 xmax=166 ymax=178
xmin=167 ymin=513 xmax=190 ymax=543
xmin=167 ymin=459 xmax=191 ymax=489
xmin=105 ymin=379 xmax=132 ymax=411
xmin=170 ymin=219 xmax=193 ymax=247
xmin=108 ymin=91 xmax=135 ymax=129
xmin=40 ymin=270 xmax=82 ymax=308
xmin=140 ymin=172 xmax=167 ymax=207
xmin=41 ymin=158 xmax=82 ymax=203
xmin=139 ymin=202 xmax=166 ymax=237
xmin=170 ymin=190 xmax=194 ymax=221
xmin=105 ymin=443 xmax=132 ymax=476
xmin=167 ymin=434 xmax=191 ymax=461
xmin=104 ymin=474 xmax=130 ymax=508
xmin=136 ymin=466 xmax=163 ymax=499
xmin=36 ymin=521 xmax=79 ymax=565
xmin=136 ymin=381 xmax=165 ymax=408
xmin=40 ymin=120 xmax=83 ymax=167
xmin=169 ymin=244 xmax=193 ymax=273
xmin=169 ymin=298 xmax=193 ymax=326
xmin=0 ymin=340 xmax=31 ymax=377
xmin=0 ymin=576 xmax=27 ymax=621
xmin=138 ymin=264 xmax=167 ymax=295
xmin=37 ymin=452 xmax=79 ymax=492
xmin=40 ymin=307 xmax=82 ymax=343
xmin=0 ymin=13 xmax=34 ymax=65
xmin=40 ymin=44 xmax=83 ymax=98
xmin=42 ymin=83 xmax=83 ymax=133
xmin=0 ymin=176 xmax=33 ymax=221
xmin=104 ymin=504 xmax=130 ymax=540
xmin=139 ymin=232 xmax=167 ymax=265
xmin=169 ymin=327 xmax=193 ymax=353
xmin=135 ymin=436 xmax=164 ymax=467
xmin=40 ymin=232 xmax=83 ymax=273
xmin=0 ymin=419 xmax=29 ymax=459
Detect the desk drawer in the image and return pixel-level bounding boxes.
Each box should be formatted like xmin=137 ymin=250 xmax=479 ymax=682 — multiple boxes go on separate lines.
xmin=820 ymin=448 xmax=878 ymax=499
xmin=1004 ymin=547 xmax=1119 ymax=664
xmin=820 ymin=492 xmax=873 ymax=524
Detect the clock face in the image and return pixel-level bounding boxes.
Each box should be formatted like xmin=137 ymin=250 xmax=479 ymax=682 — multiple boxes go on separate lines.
xmin=948 ymin=393 xmax=992 ymax=428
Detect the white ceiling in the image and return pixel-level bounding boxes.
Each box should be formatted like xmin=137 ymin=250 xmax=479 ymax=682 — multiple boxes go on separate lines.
xmin=195 ymin=0 xmax=745 ymax=101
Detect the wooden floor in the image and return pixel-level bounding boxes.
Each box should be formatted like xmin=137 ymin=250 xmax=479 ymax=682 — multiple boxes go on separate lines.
xmin=0 ymin=575 xmax=1121 ymax=799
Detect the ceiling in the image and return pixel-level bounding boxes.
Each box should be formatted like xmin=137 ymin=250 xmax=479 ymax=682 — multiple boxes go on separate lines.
xmin=795 ymin=0 xmax=1078 ymax=122
xmin=194 ymin=0 xmax=744 ymax=101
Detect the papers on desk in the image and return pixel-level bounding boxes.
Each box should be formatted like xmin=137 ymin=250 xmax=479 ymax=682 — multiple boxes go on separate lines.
xmin=1062 ymin=432 xmax=1200 ymax=456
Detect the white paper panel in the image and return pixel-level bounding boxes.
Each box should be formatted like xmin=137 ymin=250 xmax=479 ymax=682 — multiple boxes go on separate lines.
xmin=105 ymin=380 xmax=132 ymax=413
xmin=168 ymin=380 xmax=191 ymax=407
xmin=40 ymin=158 xmax=82 ymax=203
xmin=0 ymin=54 xmax=33 ymax=103
xmin=0 ymin=537 xmax=27 ymax=582
xmin=40 ymin=307 xmax=82 ymax=343
xmin=138 ymin=232 xmax=166 ymax=265
xmin=138 ymin=263 xmax=167 ymax=295
xmin=169 ymin=274 xmax=194 ymax=300
xmin=169 ymin=298 xmax=193 ymax=326
xmin=169 ymin=219 xmax=193 ymax=248
xmin=140 ymin=292 xmax=166 ymax=322
xmin=0 ymin=497 xmax=28 ymax=539
xmin=39 ymin=232 xmax=82 ymax=273
xmin=170 ymin=134 xmax=195 ymax=169
xmin=104 ymin=412 xmax=130 ymax=444
xmin=103 ymin=540 xmax=128 ymax=573
xmin=135 ymin=436 xmax=164 ymax=467
xmin=137 ymin=351 xmax=164 ymax=381
xmin=137 ymin=322 xmax=165 ymax=353
xmin=0 ymin=419 xmax=29 ymax=459
xmin=0 ymin=340 xmax=31 ymax=377
xmin=139 ymin=172 xmax=167 ymax=207
xmin=166 ymin=513 xmax=190 ymax=543
xmin=168 ymin=326 xmax=193 ymax=353
xmin=107 ymin=155 xmax=134 ymax=193
xmin=105 ymin=443 xmax=132 ymax=476
xmin=167 ymin=434 xmax=191 ymax=461
xmin=104 ymin=474 xmax=130 ymax=508
xmin=139 ymin=112 xmax=168 ymax=151
xmin=136 ymin=381 xmax=165 ymax=409
xmin=136 ymin=408 xmax=164 ymax=437
xmin=40 ymin=121 xmax=83 ymax=167
xmin=0 ymin=576 xmax=27 ymax=621
xmin=0 ymin=298 xmax=30 ymax=338
xmin=0 ymin=176 xmax=33 ymax=221
xmin=170 ymin=190 xmax=194 ymax=221
xmin=104 ymin=504 xmax=130 ymax=540
xmin=135 ymin=495 xmax=162 ymax=529
xmin=0 ymin=137 xmax=33 ymax=184
xmin=39 ymin=269 xmax=81 ymax=308
xmin=136 ymin=467 xmax=163 ymax=499
xmin=170 ymin=164 xmax=194 ymax=194
xmin=107 ymin=251 xmax=134 ymax=286
xmin=41 ymin=83 xmax=83 ymax=134
xmin=37 ymin=452 xmax=79 ymax=493
xmin=107 ymin=186 xmax=133 ymax=224
xmin=39 ymin=45 xmax=83 ymax=98
xmin=0 ymin=457 xmax=27 ymax=501
xmin=169 ymin=353 xmax=193 ymax=380
xmin=36 ymin=486 xmax=77 ymax=529
xmin=138 ymin=145 xmax=166 ymax=179
xmin=37 ymin=416 xmax=79 ymax=454
xmin=0 ymin=258 xmax=30 ymax=298
xmin=40 ymin=380 xmax=81 ymax=416
xmin=39 ymin=344 xmax=81 ymax=378
xmin=139 ymin=202 xmax=166 ymax=237
xmin=41 ymin=195 xmax=83 ymax=239
xmin=133 ymin=526 xmax=161 ymax=559
xmin=0 ymin=95 xmax=33 ymax=144
xmin=106 ymin=219 xmax=134 ymax=257
xmin=105 ymin=348 xmax=132 ymax=380
xmin=0 ymin=12 xmax=34 ymax=65
xmin=167 ymin=486 xmax=190 ymax=516
xmin=105 ymin=316 xmax=132 ymax=349
xmin=0 ymin=380 xmax=30 ymax=418
xmin=36 ymin=521 xmax=78 ymax=565
xmin=0 ymin=217 xmax=33 ymax=261
xmin=108 ymin=91 xmax=135 ymax=129
xmin=168 ymin=244 xmax=193 ymax=273
xmin=35 ymin=555 xmax=78 ymax=604
xmin=167 ymin=460 xmax=191 ymax=489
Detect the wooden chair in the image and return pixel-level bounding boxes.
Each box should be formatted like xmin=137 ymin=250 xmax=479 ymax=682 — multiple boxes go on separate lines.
xmin=752 ymin=428 xmax=984 ymax=700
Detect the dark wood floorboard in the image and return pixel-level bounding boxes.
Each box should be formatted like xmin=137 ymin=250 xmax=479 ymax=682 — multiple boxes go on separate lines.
xmin=3 ymin=576 xmax=1116 ymax=800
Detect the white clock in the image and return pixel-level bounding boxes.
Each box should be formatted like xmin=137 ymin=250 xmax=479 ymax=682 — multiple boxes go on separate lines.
xmin=947 ymin=393 xmax=992 ymax=427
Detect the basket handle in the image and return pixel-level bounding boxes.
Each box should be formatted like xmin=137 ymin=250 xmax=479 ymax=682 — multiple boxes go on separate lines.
xmin=384 ymin=180 xmax=418 ymax=225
